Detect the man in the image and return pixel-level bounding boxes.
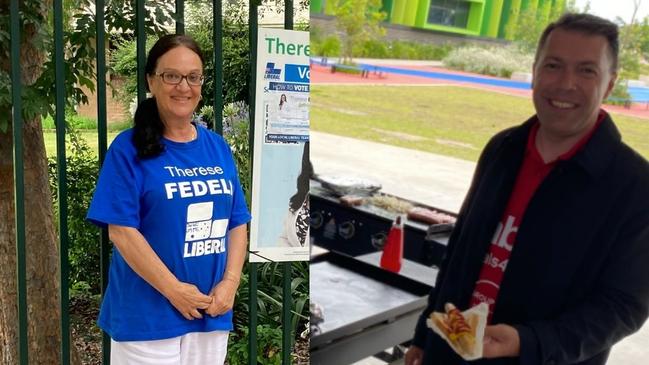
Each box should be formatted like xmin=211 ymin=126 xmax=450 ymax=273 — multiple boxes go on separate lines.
xmin=405 ymin=13 xmax=649 ymax=365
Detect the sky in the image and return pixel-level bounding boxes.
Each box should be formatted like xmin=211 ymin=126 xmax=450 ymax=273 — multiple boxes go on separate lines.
xmin=575 ymin=0 xmax=649 ymax=23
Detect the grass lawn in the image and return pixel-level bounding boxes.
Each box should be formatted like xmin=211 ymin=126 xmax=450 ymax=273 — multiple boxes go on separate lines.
xmin=310 ymin=85 xmax=649 ymax=162
xmin=44 ymin=130 xmax=119 ymax=157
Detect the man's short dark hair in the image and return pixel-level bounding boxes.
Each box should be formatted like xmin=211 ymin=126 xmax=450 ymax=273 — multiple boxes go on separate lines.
xmin=535 ymin=13 xmax=619 ymax=72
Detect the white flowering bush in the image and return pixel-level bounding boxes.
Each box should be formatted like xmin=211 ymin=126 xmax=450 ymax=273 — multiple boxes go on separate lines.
xmin=443 ymin=45 xmax=534 ymax=78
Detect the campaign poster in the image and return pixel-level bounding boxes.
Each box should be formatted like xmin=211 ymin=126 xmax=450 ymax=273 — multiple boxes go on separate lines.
xmin=249 ymin=28 xmax=310 ymax=262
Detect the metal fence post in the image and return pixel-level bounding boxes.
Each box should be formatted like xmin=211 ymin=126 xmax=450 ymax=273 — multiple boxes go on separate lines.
xmin=136 ymin=0 xmax=146 ymax=103
xmin=282 ymin=4 xmax=295 ymax=364
xmin=213 ymin=0 xmax=224 ymax=134
xmin=95 ymin=0 xmax=111 ymax=362
xmin=53 ymin=0 xmax=70 ymax=363
xmin=282 ymin=262 xmax=293 ymax=364
xmin=176 ymin=0 xmax=185 ymax=35
xmin=248 ymin=1 xmax=260 ymax=364
xmin=10 ymin=0 xmax=28 ymax=363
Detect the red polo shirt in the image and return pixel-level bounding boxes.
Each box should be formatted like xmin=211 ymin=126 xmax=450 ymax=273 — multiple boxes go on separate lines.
xmin=470 ymin=111 xmax=605 ymax=322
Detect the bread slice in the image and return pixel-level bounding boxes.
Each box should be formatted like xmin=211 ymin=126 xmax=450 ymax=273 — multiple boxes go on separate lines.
xmin=430 ymin=303 xmax=478 ymax=357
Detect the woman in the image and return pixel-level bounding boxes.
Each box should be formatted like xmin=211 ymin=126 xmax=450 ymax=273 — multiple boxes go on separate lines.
xmin=279 ymin=93 xmax=287 ymax=110
xmin=87 ymin=34 xmax=250 ymax=364
xmin=277 ymin=142 xmax=312 ymax=247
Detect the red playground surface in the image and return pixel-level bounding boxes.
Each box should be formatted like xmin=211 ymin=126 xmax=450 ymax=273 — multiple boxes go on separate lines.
xmin=311 ymin=62 xmax=649 ymax=120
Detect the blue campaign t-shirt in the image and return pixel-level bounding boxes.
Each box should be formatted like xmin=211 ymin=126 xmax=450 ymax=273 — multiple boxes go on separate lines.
xmin=87 ymin=126 xmax=251 ymax=341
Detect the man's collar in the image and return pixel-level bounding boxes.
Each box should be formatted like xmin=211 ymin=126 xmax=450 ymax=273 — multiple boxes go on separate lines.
xmin=503 ymin=111 xmax=620 ymax=179
xmin=569 ymin=111 xmax=620 ymax=178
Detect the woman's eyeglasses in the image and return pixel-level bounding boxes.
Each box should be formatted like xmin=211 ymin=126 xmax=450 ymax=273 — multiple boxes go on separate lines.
xmin=154 ymin=72 xmax=204 ymax=86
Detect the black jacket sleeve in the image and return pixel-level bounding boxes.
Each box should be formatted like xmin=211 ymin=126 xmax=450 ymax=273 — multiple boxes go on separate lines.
xmin=516 ymin=207 xmax=649 ymax=364
xmin=411 ymin=133 xmax=505 ymax=348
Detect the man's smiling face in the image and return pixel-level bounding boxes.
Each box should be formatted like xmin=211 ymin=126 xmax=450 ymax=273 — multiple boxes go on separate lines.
xmin=532 ymin=28 xmax=617 ymax=140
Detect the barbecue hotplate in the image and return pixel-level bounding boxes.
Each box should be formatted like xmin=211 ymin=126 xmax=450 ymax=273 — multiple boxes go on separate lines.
xmin=310 ymin=251 xmax=436 ymax=365
xmin=310 ymin=179 xmax=454 ymax=268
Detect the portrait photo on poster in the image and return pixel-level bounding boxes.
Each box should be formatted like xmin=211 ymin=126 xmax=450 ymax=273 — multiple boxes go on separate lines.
xmin=277 ymin=142 xmax=312 ymax=248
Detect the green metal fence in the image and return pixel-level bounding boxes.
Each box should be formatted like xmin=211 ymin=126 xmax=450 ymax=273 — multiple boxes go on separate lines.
xmin=9 ymin=0 xmax=28 ymax=364
xmin=7 ymin=0 xmax=302 ymax=364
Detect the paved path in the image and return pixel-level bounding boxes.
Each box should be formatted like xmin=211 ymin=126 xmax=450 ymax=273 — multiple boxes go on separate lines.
xmin=311 ymin=130 xmax=649 ymax=365
xmin=311 ymin=131 xmax=474 ymax=213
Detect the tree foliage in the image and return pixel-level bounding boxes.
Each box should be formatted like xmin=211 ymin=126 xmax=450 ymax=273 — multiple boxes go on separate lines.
xmin=48 ymin=127 xmax=103 ymax=294
xmin=616 ymin=1 xmax=648 ymax=81
xmin=184 ymin=1 xmax=251 ymax=107
xmin=331 ymin=0 xmax=386 ymax=63
xmin=504 ymin=0 xmax=567 ymax=51
xmin=0 ymin=0 xmax=174 ymax=132
xmin=611 ymin=0 xmax=649 ymax=103
xmin=110 ymin=1 xmax=258 ymax=114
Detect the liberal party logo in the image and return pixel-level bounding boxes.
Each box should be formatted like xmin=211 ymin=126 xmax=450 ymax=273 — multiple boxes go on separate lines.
xmin=183 ymin=202 xmax=229 ymax=258
xmin=264 ymin=62 xmax=281 ymax=80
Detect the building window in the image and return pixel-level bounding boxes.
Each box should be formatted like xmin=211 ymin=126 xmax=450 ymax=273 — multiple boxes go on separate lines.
xmin=427 ymin=0 xmax=470 ymax=28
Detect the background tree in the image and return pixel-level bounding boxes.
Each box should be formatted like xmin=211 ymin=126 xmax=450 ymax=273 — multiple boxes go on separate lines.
xmin=505 ymin=0 xmax=570 ymax=51
xmin=2 ymin=0 xmax=310 ymax=362
xmin=608 ymin=0 xmax=648 ymax=103
xmin=0 ymin=0 xmax=172 ymax=362
xmin=109 ymin=1 xmax=251 ymax=116
xmin=617 ymin=0 xmax=646 ymax=80
xmin=332 ymin=0 xmax=386 ymax=64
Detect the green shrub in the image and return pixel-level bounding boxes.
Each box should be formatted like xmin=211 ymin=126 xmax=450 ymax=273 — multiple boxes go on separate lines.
xmin=195 ymin=102 xmax=251 ymax=197
xmin=109 ymin=3 xmax=250 ymax=111
xmin=639 ymin=63 xmax=649 ymax=76
xmin=312 ymin=36 xmax=452 ymax=61
xmin=232 ymin=262 xmax=309 ymax=363
xmin=443 ymin=45 xmax=533 ymax=78
xmin=384 ymin=41 xmax=452 ymax=60
xmin=356 ymin=38 xmax=389 ymax=58
xmin=109 ymin=36 xmax=157 ymax=107
xmin=186 ymin=3 xmax=250 ymax=107
xmin=388 ymin=41 xmax=418 ymax=59
xmin=227 ymin=324 xmax=283 ymax=365
xmin=48 ymin=128 xmax=102 ymax=294
xmin=411 ymin=42 xmax=452 ymax=60
xmin=222 ymin=101 xmax=251 ymax=198
xmin=316 ymin=35 xmax=342 ymax=58
xmin=69 ymin=280 xmax=99 ymax=301
xmin=311 ymin=25 xmax=323 ymax=43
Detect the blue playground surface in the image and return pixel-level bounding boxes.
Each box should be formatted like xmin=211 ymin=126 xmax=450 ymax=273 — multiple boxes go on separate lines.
xmin=355 ymin=63 xmax=649 ymax=103
xmin=628 ymin=86 xmax=649 ymax=103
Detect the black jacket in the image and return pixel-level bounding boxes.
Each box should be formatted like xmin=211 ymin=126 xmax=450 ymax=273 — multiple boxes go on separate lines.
xmin=412 ymin=113 xmax=649 ymax=365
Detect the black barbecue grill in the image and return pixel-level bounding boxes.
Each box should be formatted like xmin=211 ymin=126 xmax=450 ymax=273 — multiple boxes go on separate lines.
xmin=310 ymin=251 xmax=437 ymax=365
xmin=310 ymin=179 xmax=455 ymax=268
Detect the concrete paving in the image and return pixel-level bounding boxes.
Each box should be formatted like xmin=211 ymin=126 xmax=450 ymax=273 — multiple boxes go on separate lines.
xmin=310 ymin=130 xmax=649 ymax=364
xmin=311 ymin=131 xmax=475 ymax=213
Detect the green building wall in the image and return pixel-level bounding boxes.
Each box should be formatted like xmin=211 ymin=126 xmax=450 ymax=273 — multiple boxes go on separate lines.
xmin=391 ymin=0 xmax=486 ymax=35
xmin=481 ymin=0 xmax=505 ymax=38
xmin=404 ymin=0 xmax=419 ymax=25
xmin=315 ymin=0 xmax=564 ymax=41
xmin=392 ymin=0 xmax=407 ymax=24
xmin=312 ymin=0 xmax=322 ymax=13
xmin=499 ymin=0 xmax=522 ymax=38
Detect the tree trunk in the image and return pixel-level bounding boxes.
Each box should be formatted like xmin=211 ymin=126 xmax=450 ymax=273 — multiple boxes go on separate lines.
xmin=0 ymin=0 xmax=81 ymax=363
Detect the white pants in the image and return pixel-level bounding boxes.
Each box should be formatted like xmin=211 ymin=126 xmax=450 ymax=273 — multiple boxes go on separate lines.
xmin=110 ymin=331 xmax=229 ymax=365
